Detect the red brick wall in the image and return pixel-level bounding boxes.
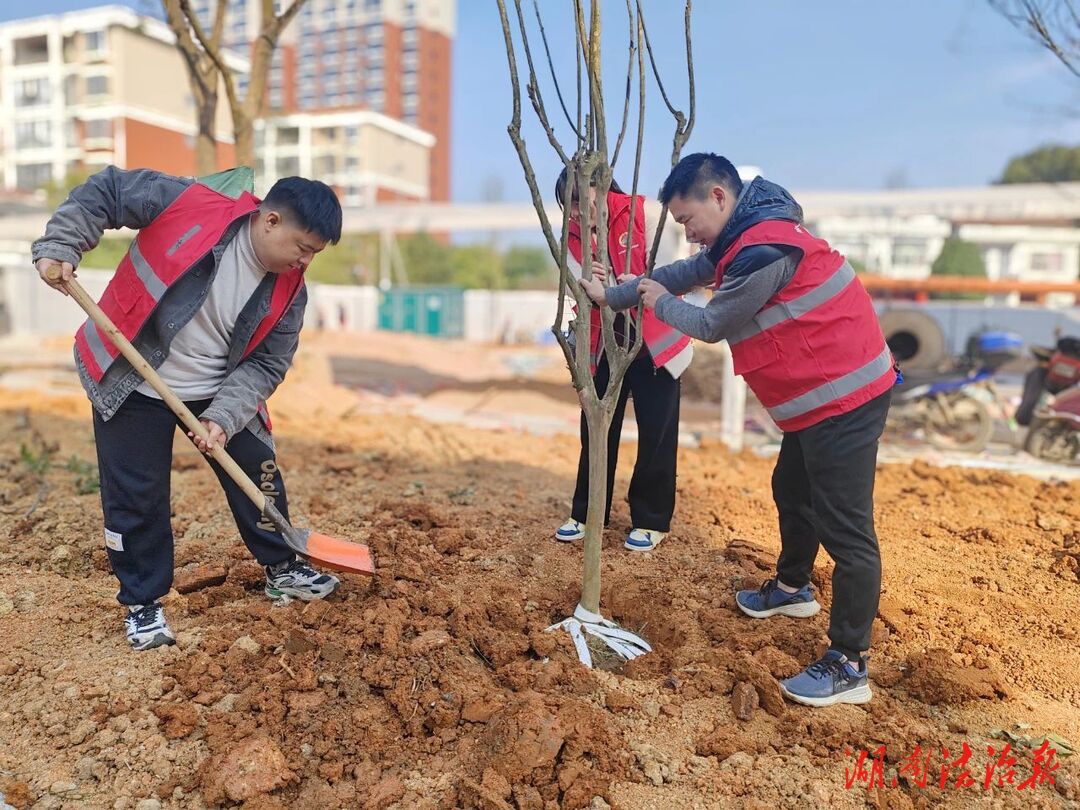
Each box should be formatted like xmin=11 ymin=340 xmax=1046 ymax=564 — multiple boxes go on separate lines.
xmin=122 ymin=118 xmax=236 ymax=175
xmin=417 ymin=28 xmax=450 ymax=202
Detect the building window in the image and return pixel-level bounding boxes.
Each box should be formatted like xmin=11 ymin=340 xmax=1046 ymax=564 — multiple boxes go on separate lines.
xmin=300 ymin=93 xmax=317 ymax=109
xmin=86 ymin=75 xmax=109 ymax=97
xmin=404 ymin=0 xmax=416 ymax=15
xmin=269 ymin=89 xmax=284 ymax=109
xmin=365 ymin=89 xmax=384 ymax=109
xmin=276 ymin=157 xmax=300 ymax=176
xmin=365 ymin=66 xmax=383 ymax=87
xmin=15 ymin=163 xmax=53 ymax=190
xmin=15 ymin=78 xmax=50 ymax=107
xmin=891 ymin=238 xmax=926 ymax=267
xmin=365 ymin=23 xmax=383 ymax=44
xmin=84 ymin=119 xmax=111 ymax=139
xmin=84 ymin=30 xmax=106 ymax=56
xmin=402 ymin=27 xmax=418 ymax=47
xmin=1030 ymin=251 xmax=1064 ymax=273
xmin=14 ymin=120 xmax=52 ymax=148
xmin=364 ymin=0 xmax=381 ymax=10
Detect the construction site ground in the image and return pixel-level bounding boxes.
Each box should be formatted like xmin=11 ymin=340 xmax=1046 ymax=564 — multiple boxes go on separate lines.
xmin=0 ymin=330 xmax=1078 ymax=809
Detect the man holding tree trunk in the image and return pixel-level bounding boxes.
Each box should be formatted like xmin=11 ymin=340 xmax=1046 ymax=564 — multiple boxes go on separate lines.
xmin=581 ymin=153 xmax=900 ymax=707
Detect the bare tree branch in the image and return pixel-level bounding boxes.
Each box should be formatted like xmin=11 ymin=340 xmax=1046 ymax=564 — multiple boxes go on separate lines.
xmin=610 ymin=0 xmax=636 ymax=169
xmin=178 ymin=0 xmax=240 ymax=113
xmin=531 ymin=0 xmax=582 ymax=140
xmin=989 ymin=0 xmax=1080 ymax=78
xmin=511 ymin=0 xmax=571 ymax=164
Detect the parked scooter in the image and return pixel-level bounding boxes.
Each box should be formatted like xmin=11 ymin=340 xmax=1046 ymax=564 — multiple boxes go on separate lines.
xmin=888 ymin=331 xmax=1021 ymax=452
xmin=1019 ymin=337 xmax=1080 ymax=463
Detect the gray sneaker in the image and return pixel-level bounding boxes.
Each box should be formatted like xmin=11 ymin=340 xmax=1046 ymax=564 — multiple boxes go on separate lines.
xmin=265 ymin=558 xmax=339 ymax=603
xmin=124 ymin=603 xmax=176 ymax=651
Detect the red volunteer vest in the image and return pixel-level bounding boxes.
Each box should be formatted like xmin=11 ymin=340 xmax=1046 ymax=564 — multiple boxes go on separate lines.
xmin=717 ymin=220 xmax=894 ymax=432
xmin=75 ymin=183 xmax=306 ymax=383
xmin=568 ymin=191 xmax=691 ymax=371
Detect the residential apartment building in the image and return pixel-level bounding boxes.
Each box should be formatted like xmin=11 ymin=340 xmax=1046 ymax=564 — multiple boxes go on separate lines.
xmin=193 ymin=0 xmax=454 ymax=202
xmin=0 ymin=3 xmax=443 ymax=208
xmin=0 ymin=4 xmax=239 ymax=190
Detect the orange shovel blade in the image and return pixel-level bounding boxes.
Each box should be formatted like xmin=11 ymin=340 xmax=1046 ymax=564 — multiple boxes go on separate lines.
xmin=289 ymin=529 xmax=375 ymax=576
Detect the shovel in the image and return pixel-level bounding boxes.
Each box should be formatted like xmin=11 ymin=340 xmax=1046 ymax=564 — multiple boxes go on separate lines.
xmin=49 ymin=268 xmax=375 ymax=576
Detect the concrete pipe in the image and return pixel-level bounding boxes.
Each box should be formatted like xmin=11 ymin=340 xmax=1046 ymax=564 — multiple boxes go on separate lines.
xmin=878 ymin=309 xmax=946 ymax=372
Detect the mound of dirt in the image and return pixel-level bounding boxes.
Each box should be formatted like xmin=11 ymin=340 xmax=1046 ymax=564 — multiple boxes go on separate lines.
xmin=2 ymin=337 xmax=1079 ymax=809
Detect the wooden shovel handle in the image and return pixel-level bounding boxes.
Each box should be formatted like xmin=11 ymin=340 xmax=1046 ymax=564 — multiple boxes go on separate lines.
xmin=47 ymin=267 xmax=268 ymax=510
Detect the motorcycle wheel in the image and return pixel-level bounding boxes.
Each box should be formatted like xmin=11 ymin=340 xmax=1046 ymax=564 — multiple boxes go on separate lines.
xmin=925 ymin=392 xmax=993 ymax=452
xmin=1024 ymin=421 xmax=1080 ymax=464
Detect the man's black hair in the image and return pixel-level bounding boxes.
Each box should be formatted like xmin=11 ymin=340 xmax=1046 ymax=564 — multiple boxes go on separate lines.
xmin=263 ymin=177 xmax=343 ymax=245
xmin=554 ymin=165 xmax=625 ymax=210
xmin=658 ymin=153 xmax=743 ymax=205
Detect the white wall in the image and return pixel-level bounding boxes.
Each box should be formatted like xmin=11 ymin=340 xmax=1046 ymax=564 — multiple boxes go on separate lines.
xmin=0 ymin=262 xmax=573 ymax=345
xmin=305 ymin=283 xmax=380 ymax=332
xmin=462 ymin=289 xmax=564 ymax=344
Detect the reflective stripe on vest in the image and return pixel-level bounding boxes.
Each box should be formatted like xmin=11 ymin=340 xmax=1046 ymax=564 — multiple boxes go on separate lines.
xmin=571 ymin=191 xmax=690 ymax=372
xmin=130 ymin=238 xmax=168 ymax=301
xmin=79 ymin=322 xmax=114 ymax=374
xmin=715 ymin=218 xmax=892 ymax=431
xmin=768 ymin=345 xmax=893 ymax=423
xmin=74 ymin=183 xmax=261 ymax=382
xmin=730 ymin=260 xmax=856 ymax=346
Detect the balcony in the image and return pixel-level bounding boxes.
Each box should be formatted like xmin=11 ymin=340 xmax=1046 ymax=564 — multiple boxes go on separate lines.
xmin=13 ymin=36 xmax=49 ymax=66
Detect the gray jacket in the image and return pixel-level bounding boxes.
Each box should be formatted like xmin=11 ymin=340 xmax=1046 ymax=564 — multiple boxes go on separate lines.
xmin=31 ymin=166 xmax=306 ymax=448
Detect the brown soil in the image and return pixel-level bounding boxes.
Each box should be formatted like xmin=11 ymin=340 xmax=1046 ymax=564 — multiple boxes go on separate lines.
xmin=1 ymin=336 xmax=1079 ymax=809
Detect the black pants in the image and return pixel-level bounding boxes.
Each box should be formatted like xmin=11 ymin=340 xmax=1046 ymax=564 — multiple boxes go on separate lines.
xmin=94 ymin=391 xmax=293 ymax=606
xmin=772 ymin=390 xmax=891 ymax=660
xmin=571 ymin=353 xmax=681 ymax=532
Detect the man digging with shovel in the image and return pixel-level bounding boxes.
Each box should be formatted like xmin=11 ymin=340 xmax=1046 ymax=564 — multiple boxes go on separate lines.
xmin=34 ymin=166 xmax=344 ymax=651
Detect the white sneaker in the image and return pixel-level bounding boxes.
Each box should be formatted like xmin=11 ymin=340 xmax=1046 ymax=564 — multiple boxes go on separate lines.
xmin=124 ymin=603 xmax=176 ymax=651
xmin=554 ymin=518 xmax=585 ymax=542
xmin=265 ymin=558 xmax=339 ymax=603
xmin=625 ymin=528 xmax=666 ymax=551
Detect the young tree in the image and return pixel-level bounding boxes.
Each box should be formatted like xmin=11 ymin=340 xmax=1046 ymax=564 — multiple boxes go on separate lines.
xmin=167 ymin=0 xmax=309 ymax=169
xmin=496 ymin=0 xmax=694 ymax=667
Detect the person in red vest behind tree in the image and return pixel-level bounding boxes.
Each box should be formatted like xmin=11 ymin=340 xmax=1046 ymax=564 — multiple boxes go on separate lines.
xmin=33 ymin=166 xmax=343 ymax=652
xmin=581 ymin=154 xmax=901 ymax=707
xmin=553 ymin=167 xmax=693 ymax=553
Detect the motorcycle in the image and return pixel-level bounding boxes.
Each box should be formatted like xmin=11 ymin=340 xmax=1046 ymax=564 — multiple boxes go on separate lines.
xmin=1019 ymin=337 xmax=1080 ymax=463
xmin=887 ymin=331 xmax=1020 ymax=453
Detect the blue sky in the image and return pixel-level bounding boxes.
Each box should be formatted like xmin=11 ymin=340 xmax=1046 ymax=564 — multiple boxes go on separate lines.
xmin=6 ymin=0 xmax=1080 ymax=202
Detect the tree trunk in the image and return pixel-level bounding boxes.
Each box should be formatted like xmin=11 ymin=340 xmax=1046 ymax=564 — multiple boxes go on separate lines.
xmin=579 ymin=402 xmax=612 ymax=614
xmin=232 ymin=109 xmax=255 ymax=168
xmin=194 ymin=91 xmax=219 ymax=175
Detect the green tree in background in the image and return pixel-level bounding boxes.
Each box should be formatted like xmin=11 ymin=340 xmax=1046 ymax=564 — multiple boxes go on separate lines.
xmin=997 ymin=144 xmax=1080 ymax=183
xmin=41 ymin=169 xmax=90 ymax=209
xmin=503 ymin=246 xmax=553 ymax=288
xmin=79 ymin=230 xmax=556 ymax=291
xmin=930 ymin=236 xmax=986 ymax=300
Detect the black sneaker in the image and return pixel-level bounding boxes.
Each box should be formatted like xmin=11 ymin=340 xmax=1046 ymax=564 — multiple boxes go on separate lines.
xmin=124 ymin=603 xmax=176 ymax=651
xmin=264 ymin=558 xmax=340 ymax=603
